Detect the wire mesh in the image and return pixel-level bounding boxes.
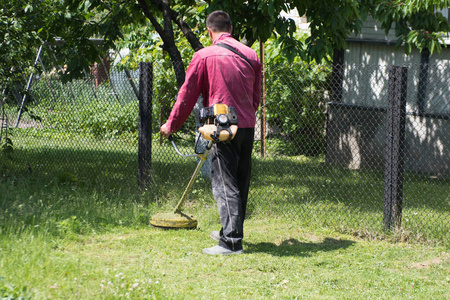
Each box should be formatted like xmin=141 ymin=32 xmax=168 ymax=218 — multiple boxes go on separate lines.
xmin=1 ymin=58 xmax=448 ymax=241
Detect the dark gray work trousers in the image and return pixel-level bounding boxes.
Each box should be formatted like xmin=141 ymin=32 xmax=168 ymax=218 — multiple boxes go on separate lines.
xmin=210 ymin=128 xmax=254 ymax=251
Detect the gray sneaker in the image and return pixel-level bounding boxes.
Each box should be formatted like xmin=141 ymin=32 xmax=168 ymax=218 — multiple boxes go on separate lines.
xmin=210 ymin=231 xmax=220 ymax=242
xmin=202 ymin=245 xmax=243 ymax=255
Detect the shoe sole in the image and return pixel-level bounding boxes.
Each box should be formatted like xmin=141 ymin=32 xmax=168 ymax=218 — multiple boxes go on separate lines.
xmin=202 ymin=245 xmax=244 ymax=255
xmin=203 ymin=249 xmax=243 ymax=255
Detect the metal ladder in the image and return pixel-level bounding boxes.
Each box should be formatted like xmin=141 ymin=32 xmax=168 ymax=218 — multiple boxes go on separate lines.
xmin=0 ymin=92 xmax=8 ymax=145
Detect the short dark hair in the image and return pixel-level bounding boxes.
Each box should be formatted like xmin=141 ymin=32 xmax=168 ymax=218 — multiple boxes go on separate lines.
xmin=206 ymin=11 xmax=232 ymax=33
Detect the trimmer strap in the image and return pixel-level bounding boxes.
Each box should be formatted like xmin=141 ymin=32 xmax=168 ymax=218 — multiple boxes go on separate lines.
xmin=216 ymin=43 xmax=253 ymax=69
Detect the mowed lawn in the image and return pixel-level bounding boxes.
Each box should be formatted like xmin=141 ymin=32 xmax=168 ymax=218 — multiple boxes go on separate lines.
xmin=1 ymin=131 xmax=448 ymax=299
xmin=1 ymin=215 xmax=449 ymax=299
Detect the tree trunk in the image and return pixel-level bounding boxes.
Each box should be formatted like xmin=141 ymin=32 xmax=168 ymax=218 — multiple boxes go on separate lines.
xmin=138 ymin=0 xmax=186 ymax=88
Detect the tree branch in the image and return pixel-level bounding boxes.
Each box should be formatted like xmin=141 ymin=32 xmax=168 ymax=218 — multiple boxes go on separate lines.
xmin=137 ymin=0 xmax=185 ymax=87
xmin=137 ymin=0 xmax=165 ymax=43
xmin=168 ymin=9 xmax=204 ymax=51
xmin=148 ymin=0 xmax=204 ymax=52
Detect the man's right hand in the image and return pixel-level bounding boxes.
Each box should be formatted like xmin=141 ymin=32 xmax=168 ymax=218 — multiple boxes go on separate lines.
xmin=160 ymin=123 xmax=171 ymax=139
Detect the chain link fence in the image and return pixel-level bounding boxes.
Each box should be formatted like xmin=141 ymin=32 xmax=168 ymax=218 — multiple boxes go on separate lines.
xmin=1 ymin=56 xmax=448 ymax=241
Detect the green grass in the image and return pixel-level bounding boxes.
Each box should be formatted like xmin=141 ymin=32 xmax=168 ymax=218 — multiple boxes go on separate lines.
xmin=1 ymin=217 xmax=449 ymax=299
xmin=1 ymin=129 xmax=449 ymax=298
xmin=2 ymin=129 xmax=449 ymax=241
xmin=249 ymin=156 xmax=449 ymax=243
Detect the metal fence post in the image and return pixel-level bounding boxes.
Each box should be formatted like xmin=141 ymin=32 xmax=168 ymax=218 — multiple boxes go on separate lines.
xmin=138 ymin=62 xmax=153 ymax=190
xmin=383 ymin=66 xmax=408 ymax=231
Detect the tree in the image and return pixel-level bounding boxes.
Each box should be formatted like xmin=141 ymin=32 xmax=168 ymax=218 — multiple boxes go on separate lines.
xmin=1 ymin=0 xmax=449 ymax=91
xmin=1 ymin=0 xmax=127 ymax=86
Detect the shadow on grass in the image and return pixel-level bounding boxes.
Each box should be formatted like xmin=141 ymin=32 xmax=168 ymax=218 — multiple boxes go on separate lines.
xmin=245 ymin=237 xmax=356 ymax=257
xmin=0 ymin=144 xmax=207 ymax=234
xmin=251 ymin=157 xmax=449 ymax=212
xmin=3 ymin=135 xmax=448 ymax=240
xmin=2 ymin=145 xmax=199 ymax=192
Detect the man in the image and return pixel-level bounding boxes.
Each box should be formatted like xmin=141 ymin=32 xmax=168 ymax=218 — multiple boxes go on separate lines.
xmin=160 ymin=10 xmax=261 ymax=255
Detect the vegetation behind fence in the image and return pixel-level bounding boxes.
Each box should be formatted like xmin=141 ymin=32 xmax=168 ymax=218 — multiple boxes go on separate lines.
xmin=1 ymin=60 xmax=448 ymax=243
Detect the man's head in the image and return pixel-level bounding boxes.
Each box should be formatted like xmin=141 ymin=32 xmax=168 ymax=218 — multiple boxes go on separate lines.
xmin=206 ymin=11 xmax=232 ymax=34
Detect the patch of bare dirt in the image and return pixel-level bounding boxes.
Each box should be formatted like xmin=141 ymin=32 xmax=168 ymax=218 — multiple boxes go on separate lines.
xmin=411 ymin=254 xmax=450 ymax=269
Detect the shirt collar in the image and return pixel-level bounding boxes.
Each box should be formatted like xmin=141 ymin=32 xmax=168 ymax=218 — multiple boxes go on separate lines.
xmin=213 ymin=33 xmax=232 ymax=45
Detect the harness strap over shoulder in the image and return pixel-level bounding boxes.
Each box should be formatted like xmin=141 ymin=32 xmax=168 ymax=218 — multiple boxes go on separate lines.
xmin=215 ymin=43 xmax=253 ymax=69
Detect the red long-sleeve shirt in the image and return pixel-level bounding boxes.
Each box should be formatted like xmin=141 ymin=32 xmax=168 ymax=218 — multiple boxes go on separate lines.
xmin=165 ymin=33 xmax=261 ymax=132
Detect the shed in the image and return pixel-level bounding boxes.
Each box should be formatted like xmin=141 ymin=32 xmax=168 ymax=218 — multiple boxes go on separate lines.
xmin=325 ymin=16 xmax=449 ymax=175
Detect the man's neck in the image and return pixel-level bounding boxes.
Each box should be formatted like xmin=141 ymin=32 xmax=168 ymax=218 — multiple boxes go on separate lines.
xmin=211 ymin=32 xmax=230 ymax=43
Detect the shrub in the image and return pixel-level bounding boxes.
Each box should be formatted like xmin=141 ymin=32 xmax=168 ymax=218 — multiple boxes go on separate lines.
xmin=264 ymin=62 xmax=330 ymax=156
xmin=37 ymin=100 xmax=139 ymax=139
xmin=79 ymin=101 xmax=139 ymax=139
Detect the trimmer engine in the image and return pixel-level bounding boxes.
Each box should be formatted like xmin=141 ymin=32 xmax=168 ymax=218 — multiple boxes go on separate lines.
xmin=198 ymin=104 xmax=238 ymax=142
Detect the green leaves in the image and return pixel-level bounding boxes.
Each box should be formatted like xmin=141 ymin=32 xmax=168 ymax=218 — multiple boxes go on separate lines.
xmin=2 ymin=0 xmax=450 ymax=97
xmin=24 ymin=4 xmax=33 ymax=13
xmin=372 ymin=0 xmax=450 ymax=55
xmin=0 ymin=280 xmax=31 ymax=299
xmin=0 ymin=0 xmax=137 ymax=87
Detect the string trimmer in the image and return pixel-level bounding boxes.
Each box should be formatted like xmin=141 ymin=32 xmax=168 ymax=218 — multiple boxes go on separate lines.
xmin=150 ymin=104 xmax=238 ymax=229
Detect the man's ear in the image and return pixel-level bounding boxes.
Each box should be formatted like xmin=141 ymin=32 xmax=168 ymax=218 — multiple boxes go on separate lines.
xmin=207 ymin=28 xmax=213 ymax=41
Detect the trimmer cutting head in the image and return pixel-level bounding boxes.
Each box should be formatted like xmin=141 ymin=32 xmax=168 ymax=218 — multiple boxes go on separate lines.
xmin=150 ymin=211 xmax=197 ymax=229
